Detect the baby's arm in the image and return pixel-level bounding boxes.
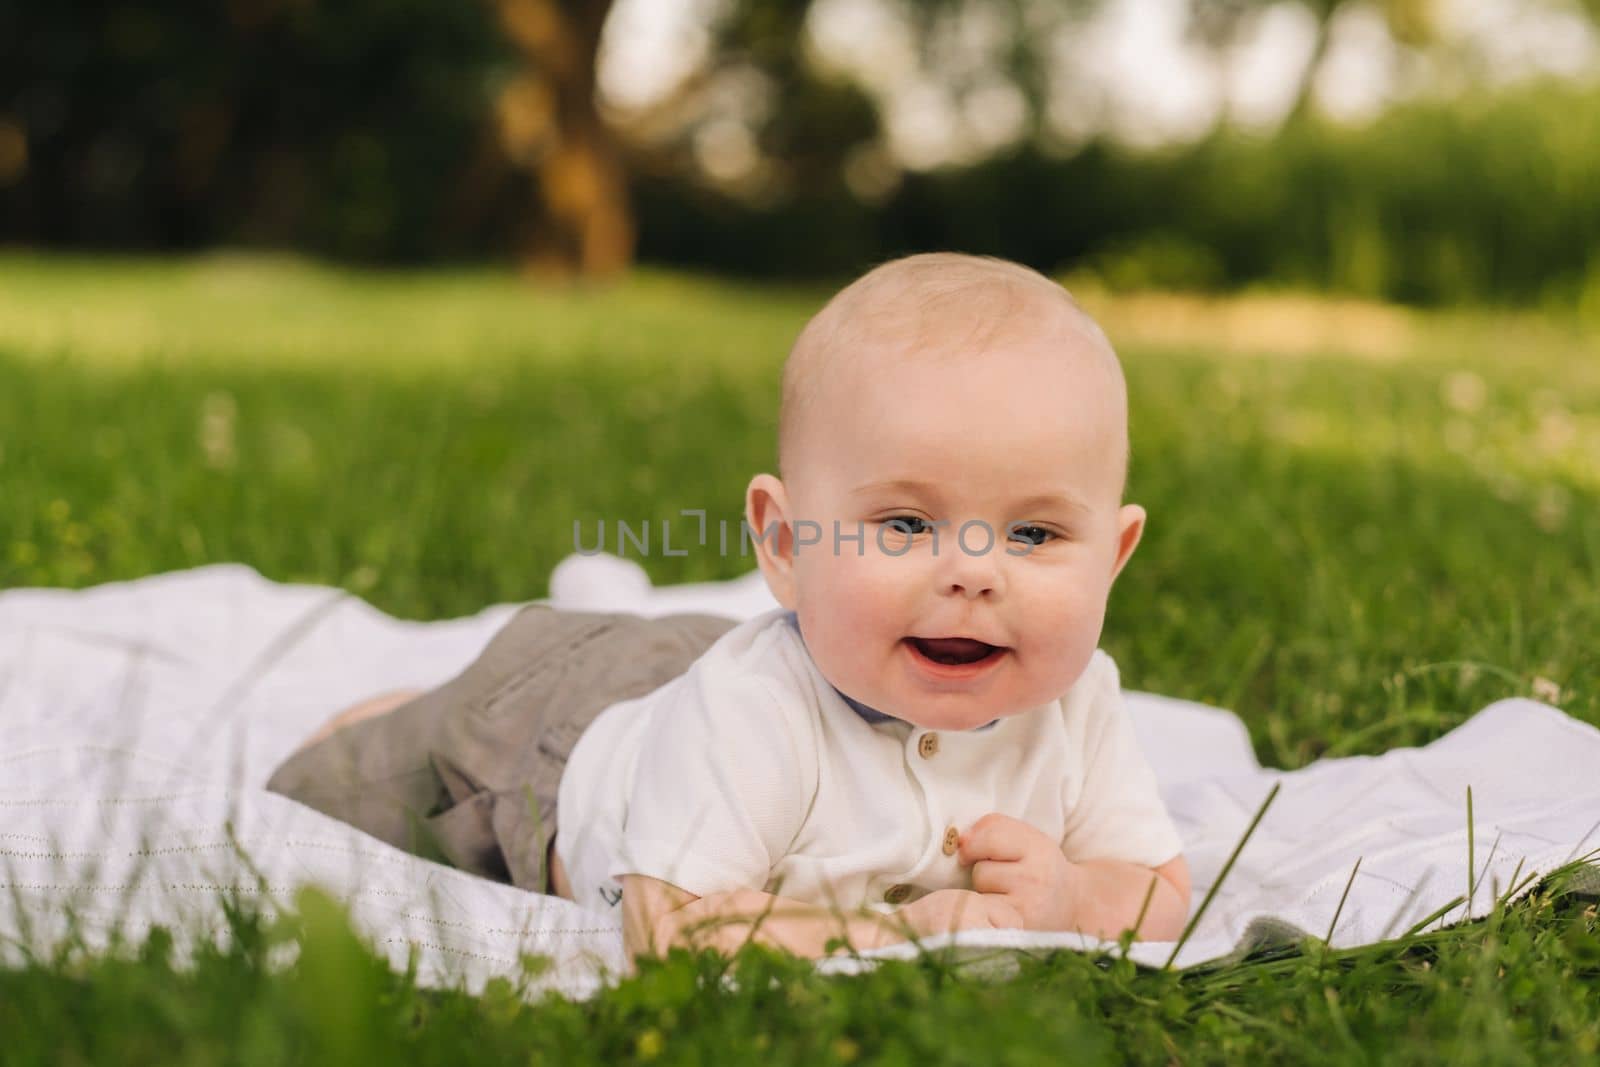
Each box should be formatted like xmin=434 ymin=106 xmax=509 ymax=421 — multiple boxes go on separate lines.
xmin=1059 ymin=855 xmax=1190 ymax=941
xmin=1020 ymin=651 xmax=1190 ymax=939
xmin=620 ymin=875 xmax=1021 ymax=962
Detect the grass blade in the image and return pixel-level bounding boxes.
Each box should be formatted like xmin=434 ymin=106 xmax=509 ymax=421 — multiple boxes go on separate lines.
xmin=1322 ymin=856 xmax=1363 ymax=948
xmin=1164 ymin=781 xmax=1280 ymax=970
xmin=1119 ymin=872 xmax=1162 ymax=962
xmin=1398 ymin=894 xmax=1467 ymax=942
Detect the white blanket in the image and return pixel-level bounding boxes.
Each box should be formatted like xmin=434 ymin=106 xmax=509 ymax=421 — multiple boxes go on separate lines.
xmin=2 ymin=558 xmax=1595 ymax=997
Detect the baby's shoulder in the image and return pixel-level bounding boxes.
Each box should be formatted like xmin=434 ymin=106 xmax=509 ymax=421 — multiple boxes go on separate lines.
xmin=686 ymin=604 xmax=806 ymax=678
xmin=652 ymin=608 xmax=825 ymax=787
xmin=1051 ymin=648 xmax=1125 ymax=730
xmin=675 ymin=607 xmax=826 ymax=721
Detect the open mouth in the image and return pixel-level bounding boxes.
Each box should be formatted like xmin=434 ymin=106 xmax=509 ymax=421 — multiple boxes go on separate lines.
xmin=908 ymin=636 xmax=1006 ymax=666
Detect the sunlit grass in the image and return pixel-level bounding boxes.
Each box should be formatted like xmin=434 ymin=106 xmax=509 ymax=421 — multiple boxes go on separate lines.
xmin=0 ymin=251 xmax=826 ymax=372
xmin=1 ymin=252 xmax=1597 ymax=1063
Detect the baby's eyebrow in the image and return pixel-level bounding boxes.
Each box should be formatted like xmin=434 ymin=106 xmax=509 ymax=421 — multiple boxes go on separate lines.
xmin=850 ymin=478 xmax=936 ymax=499
xmin=850 ymin=478 xmax=1091 ymax=515
xmin=1013 ymin=492 xmax=1092 ymax=516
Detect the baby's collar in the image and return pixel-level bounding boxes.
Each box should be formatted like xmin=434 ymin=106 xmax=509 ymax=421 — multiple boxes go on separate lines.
xmin=781 ymin=610 xmax=998 ymax=732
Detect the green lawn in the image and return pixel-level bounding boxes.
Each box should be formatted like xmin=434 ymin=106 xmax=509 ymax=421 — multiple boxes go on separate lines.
xmin=1 ymin=252 xmax=1597 ymax=1063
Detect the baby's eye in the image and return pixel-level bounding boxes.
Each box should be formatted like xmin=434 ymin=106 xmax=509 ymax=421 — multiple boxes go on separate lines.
xmin=1007 ymin=523 xmax=1056 ymax=547
xmin=882 ymin=516 xmax=932 ymax=535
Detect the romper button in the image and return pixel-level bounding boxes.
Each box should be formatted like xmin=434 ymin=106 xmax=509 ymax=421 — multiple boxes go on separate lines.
xmin=941 ymin=826 xmax=959 ymax=856
xmin=884 ymin=883 xmax=913 ymax=905
xmin=917 ymin=733 xmax=940 ymax=759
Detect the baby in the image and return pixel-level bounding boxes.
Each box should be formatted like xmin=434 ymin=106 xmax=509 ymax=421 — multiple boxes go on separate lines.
xmin=268 ymin=252 xmax=1190 ymax=960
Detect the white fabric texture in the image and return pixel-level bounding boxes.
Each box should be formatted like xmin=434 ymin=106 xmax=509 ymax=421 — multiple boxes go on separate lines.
xmin=558 ymin=608 xmax=1182 ymax=912
xmin=1 ymin=556 xmax=1596 ymax=999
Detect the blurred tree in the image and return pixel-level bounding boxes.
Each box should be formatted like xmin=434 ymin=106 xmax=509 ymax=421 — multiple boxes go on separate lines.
xmin=482 ymin=0 xmax=883 ymax=278
xmin=490 ymin=0 xmax=632 ymax=277
xmin=5 ymin=0 xmax=1597 ymax=293
xmin=1184 ymin=0 xmax=1439 ymax=124
xmin=1 ymin=0 xmax=509 ymax=260
xmin=518 ymin=0 xmax=1094 ymax=279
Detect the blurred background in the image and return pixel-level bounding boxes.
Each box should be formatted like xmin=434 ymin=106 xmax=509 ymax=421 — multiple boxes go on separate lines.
xmin=5 ymin=0 xmax=1599 ymax=305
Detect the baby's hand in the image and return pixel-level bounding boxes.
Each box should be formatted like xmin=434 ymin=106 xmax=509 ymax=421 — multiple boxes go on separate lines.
xmin=895 ymin=888 xmax=1023 ymax=940
xmin=956 ymin=813 xmax=1076 ymax=931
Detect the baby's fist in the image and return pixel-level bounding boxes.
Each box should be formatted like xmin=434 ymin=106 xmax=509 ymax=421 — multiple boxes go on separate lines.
xmin=957 ymin=813 xmax=1076 ymax=931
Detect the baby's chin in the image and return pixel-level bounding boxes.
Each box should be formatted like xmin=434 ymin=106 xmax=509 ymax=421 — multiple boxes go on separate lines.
xmin=890 ymin=700 xmax=1025 ymax=733
xmin=901 ymin=715 xmax=1004 ymax=733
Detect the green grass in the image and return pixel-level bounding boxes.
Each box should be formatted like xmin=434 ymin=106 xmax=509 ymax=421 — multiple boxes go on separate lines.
xmin=1 ymin=252 xmax=1597 ymax=1063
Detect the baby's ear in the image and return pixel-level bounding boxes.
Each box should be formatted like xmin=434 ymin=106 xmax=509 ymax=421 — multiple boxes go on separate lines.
xmin=745 ymin=473 xmax=798 ymax=609
xmin=1109 ymin=503 xmax=1146 ymax=583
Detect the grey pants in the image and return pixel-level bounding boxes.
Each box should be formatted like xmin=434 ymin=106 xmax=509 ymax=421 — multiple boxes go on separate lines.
xmin=265 ymin=605 xmax=737 ymax=892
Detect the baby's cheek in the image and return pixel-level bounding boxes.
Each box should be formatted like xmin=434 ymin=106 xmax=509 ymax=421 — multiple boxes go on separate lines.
xmin=797 ymin=552 xmax=878 ymax=624
xmin=1020 ymin=578 xmax=1105 ymax=653
xmin=822 ymin=556 xmax=910 ymax=637
xmin=824 ymin=539 xmax=893 ymax=588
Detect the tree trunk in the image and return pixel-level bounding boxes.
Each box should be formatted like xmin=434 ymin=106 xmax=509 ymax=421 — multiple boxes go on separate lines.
xmin=494 ymin=0 xmax=633 ymax=278
xmin=1286 ymin=1 xmax=1341 ymax=125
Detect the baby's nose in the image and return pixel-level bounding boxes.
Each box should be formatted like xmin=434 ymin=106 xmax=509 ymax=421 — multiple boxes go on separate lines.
xmin=939 ymin=534 xmax=1005 ymax=598
xmin=946 ymin=577 xmax=995 ymax=599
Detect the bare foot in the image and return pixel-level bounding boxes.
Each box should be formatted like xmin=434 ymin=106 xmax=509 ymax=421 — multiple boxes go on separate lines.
xmin=295 ymin=689 xmax=423 ymax=754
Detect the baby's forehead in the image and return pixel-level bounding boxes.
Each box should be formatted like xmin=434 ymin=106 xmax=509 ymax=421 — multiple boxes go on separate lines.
xmin=832 ymin=257 xmax=1109 ymax=360
xmin=842 ymin=287 xmax=1119 ymax=396
xmin=848 ymin=261 xmax=1080 ymax=333
xmin=779 ymin=254 xmax=1127 ymax=483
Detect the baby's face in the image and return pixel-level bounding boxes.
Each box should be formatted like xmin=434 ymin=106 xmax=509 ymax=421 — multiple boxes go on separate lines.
xmin=752 ymin=320 xmax=1144 ymax=731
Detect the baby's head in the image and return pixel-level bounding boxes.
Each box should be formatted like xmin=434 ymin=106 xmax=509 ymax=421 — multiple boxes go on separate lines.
xmin=745 ymin=252 xmax=1146 ymax=731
